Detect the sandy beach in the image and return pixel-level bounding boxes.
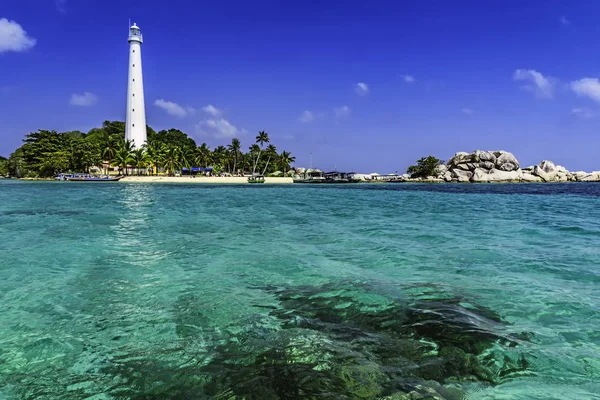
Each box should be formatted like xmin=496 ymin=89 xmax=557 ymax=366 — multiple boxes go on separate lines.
xmin=120 ymin=176 xmax=294 ymax=184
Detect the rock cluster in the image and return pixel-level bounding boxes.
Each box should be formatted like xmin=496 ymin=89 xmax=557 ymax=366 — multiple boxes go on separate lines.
xmin=408 ymin=150 xmax=600 ymax=183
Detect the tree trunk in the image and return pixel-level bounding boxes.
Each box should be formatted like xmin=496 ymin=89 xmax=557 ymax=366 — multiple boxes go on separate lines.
xmin=262 ymin=155 xmax=271 ymax=175
xmin=253 ymin=150 xmax=261 ymax=175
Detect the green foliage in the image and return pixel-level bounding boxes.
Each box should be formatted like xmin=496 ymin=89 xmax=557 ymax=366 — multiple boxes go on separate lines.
xmin=0 ymin=156 xmax=8 ymax=177
xmin=406 ymin=155 xmax=443 ymax=178
xmin=6 ymin=123 xmax=294 ymax=178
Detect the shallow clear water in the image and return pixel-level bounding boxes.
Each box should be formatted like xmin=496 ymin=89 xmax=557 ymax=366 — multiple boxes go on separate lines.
xmin=1 ymin=181 xmax=599 ymax=399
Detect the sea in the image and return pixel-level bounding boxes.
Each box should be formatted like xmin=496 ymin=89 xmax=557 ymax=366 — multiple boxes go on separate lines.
xmin=0 ymin=180 xmax=599 ymax=399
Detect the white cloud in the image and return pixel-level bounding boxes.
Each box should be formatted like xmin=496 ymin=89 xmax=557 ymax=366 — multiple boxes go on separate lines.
xmin=570 ymin=78 xmax=600 ymax=103
xmin=69 ymin=92 xmax=98 ymax=107
xmin=513 ymin=69 xmax=555 ymax=99
xmin=56 ymin=0 xmax=67 ymax=13
xmin=355 ymin=82 xmax=369 ymax=96
xmin=299 ymin=110 xmax=314 ymax=123
xmin=0 ymin=19 xmax=36 ymax=53
xmin=402 ymin=75 xmax=415 ymax=83
xmin=571 ymin=107 xmax=595 ymax=119
xmin=154 ymin=99 xmax=189 ymax=117
xmin=200 ymin=118 xmax=246 ymax=138
xmin=202 ymin=104 xmax=222 ymax=117
xmin=334 ymin=106 xmax=351 ymax=119
xmin=560 ymin=16 xmax=570 ymax=26
xmin=461 ymin=108 xmax=474 ymax=116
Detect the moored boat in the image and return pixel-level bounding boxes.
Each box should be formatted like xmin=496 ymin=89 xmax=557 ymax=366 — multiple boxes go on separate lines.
xmin=248 ymin=174 xmax=265 ymax=183
xmin=323 ymin=171 xmax=361 ymax=183
xmin=65 ymin=174 xmax=123 ymax=182
xmin=294 ymin=170 xmax=327 ymax=183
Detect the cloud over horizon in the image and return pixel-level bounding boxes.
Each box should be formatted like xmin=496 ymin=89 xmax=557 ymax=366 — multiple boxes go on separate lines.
xmin=570 ymin=78 xmax=600 ymax=103
xmin=69 ymin=92 xmax=98 ymax=107
xmin=299 ymin=110 xmax=314 ymax=123
xmin=154 ymin=99 xmax=190 ymax=117
xmin=199 ymin=118 xmax=246 ymax=138
xmin=334 ymin=106 xmax=351 ymax=119
xmin=202 ymin=104 xmax=222 ymax=117
xmin=355 ymin=82 xmax=369 ymax=96
xmin=513 ymin=69 xmax=555 ymax=99
xmin=0 ymin=18 xmax=36 ymax=53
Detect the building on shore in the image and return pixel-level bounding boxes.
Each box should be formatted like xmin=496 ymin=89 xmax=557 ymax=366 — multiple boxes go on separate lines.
xmin=125 ymin=23 xmax=147 ymax=149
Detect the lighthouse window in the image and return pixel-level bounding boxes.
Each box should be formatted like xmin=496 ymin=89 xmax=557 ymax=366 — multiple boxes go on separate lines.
xmin=133 ymin=64 xmax=135 ymax=67
xmin=133 ymin=79 xmax=135 ymax=82
xmin=133 ymin=93 xmax=135 ymax=97
xmin=132 ymin=124 xmax=135 ymax=127
xmin=133 ymin=50 xmax=135 ymax=53
xmin=133 ymin=109 xmax=135 ymax=112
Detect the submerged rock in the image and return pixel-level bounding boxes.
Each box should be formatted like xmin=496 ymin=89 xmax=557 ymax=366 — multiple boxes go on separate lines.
xmin=98 ymin=282 xmax=533 ymax=399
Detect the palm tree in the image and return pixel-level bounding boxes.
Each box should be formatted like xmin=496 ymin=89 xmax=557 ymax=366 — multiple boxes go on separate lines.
xmin=179 ymin=146 xmax=195 ymax=175
xmin=252 ymin=130 xmax=269 ymax=175
xmin=145 ymin=140 xmax=165 ymax=175
xmin=162 ymin=146 xmax=181 ymax=176
xmin=227 ymin=138 xmax=242 ymax=175
xmin=111 ymin=142 xmax=133 ymax=176
xmin=279 ymin=151 xmax=296 ymax=175
xmin=212 ymin=146 xmax=227 ymax=174
xmin=101 ymin=135 xmax=119 ymax=174
xmin=131 ymin=148 xmax=151 ymax=175
xmin=262 ymin=144 xmax=277 ymax=175
xmin=195 ymin=143 xmax=212 ymax=169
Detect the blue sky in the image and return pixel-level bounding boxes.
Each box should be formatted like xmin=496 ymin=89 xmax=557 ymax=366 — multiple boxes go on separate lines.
xmin=2 ymin=0 xmax=600 ymax=172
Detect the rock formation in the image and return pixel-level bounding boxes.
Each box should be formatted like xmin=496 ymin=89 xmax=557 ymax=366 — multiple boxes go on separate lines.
xmin=407 ymin=150 xmax=600 ymax=183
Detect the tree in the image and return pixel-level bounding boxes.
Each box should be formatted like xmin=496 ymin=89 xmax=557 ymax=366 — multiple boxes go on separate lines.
xmin=131 ymin=148 xmax=151 ymax=175
xmin=262 ymin=144 xmax=277 ymax=175
xmin=162 ymin=146 xmax=181 ymax=176
xmin=406 ymin=156 xmax=443 ymax=178
xmin=111 ymin=140 xmax=134 ymax=175
xmin=253 ymin=130 xmax=269 ymax=174
xmin=101 ymin=134 xmax=119 ymax=174
xmin=0 ymin=156 xmax=8 ymax=177
xmin=195 ymin=143 xmax=212 ymax=168
xmin=227 ymin=138 xmax=242 ymax=175
xmin=278 ymin=151 xmax=296 ymax=175
xmin=71 ymin=138 xmax=101 ymax=173
xmin=179 ymin=146 xmax=195 ymax=175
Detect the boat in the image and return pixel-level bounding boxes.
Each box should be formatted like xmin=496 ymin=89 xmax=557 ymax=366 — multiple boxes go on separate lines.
xmin=323 ymin=171 xmax=361 ymax=183
xmin=293 ymin=170 xmax=327 ymax=183
xmin=248 ymin=174 xmax=265 ymax=183
xmin=64 ymin=174 xmax=123 ymax=182
xmin=55 ymin=173 xmax=75 ymax=181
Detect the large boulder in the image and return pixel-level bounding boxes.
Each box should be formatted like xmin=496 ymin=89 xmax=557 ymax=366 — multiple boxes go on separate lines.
xmin=448 ymin=152 xmax=471 ymax=167
xmin=471 ymin=168 xmax=521 ymax=182
xmin=538 ymin=160 xmax=556 ymax=173
xmin=521 ymin=171 xmax=543 ymax=182
xmin=452 ymin=169 xmax=473 ymax=182
xmin=532 ymin=160 xmax=570 ymax=182
xmin=478 ymin=151 xmax=496 ymax=163
xmin=494 ymin=151 xmax=520 ymax=171
xmin=480 ymin=161 xmax=495 ymax=170
xmin=581 ymin=172 xmax=600 ymax=182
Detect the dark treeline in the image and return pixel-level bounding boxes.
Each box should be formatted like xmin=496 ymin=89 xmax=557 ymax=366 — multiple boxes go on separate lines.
xmin=5 ymin=121 xmax=295 ymax=178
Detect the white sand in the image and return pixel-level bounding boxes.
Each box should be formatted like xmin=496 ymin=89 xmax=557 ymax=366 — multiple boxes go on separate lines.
xmin=120 ymin=176 xmax=294 ymax=184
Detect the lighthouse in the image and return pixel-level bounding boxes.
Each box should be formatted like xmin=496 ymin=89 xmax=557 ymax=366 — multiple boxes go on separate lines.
xmin=125 ymin=23 xmax=147 ymax=149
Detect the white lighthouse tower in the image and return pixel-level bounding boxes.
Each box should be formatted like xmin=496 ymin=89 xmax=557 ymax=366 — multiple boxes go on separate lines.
xmin=125 ymin=23 xmax=147 ymax=149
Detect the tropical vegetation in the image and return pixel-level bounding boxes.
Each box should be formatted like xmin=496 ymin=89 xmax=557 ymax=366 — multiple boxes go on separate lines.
xmin=4 ymin=121 xmax=295 ymax=178
xmin=406 ymin=155 xmax=444 ymax=178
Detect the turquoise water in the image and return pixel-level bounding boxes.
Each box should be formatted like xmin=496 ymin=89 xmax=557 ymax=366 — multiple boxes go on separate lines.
xmin=1 ymin=180 xmax=599 ymax=399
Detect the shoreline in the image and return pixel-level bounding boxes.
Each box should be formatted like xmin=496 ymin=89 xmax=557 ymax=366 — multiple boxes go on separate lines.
xmin=119 ymin=176 xmax=294 ymax=184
